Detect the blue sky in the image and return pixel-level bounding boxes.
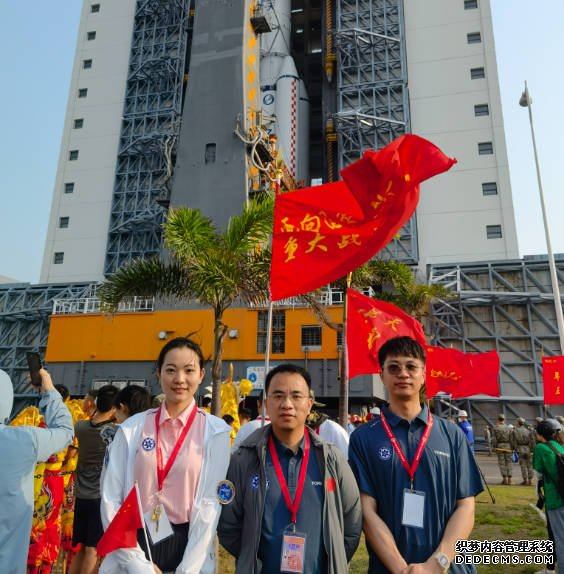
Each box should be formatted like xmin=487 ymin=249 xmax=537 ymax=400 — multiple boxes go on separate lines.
xmin=0 ymin=1 xmax=563 ymax=283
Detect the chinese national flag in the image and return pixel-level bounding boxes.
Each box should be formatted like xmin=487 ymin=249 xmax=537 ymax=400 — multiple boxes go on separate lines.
xmin=97 ymin=486 xmax=143 ymax=557
xmin=425 ymin=346 xmax=500 ymax=399
xmin=346 ymin=288 xmax=427 ymax=379
xmin=269 ymin=135 xmax=456 ymax=300
xmin=542 ymin=356 xmax=564 ymax=405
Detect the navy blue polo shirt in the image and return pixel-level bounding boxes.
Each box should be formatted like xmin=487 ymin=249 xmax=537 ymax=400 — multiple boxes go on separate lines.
xmin=349 ymin=404 xmax=483 ymax=574
xmin=258 ymin=434 xmax=327 ymax=574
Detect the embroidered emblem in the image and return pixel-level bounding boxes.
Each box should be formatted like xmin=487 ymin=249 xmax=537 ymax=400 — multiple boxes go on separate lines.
xmin=251 ymin=474 xmax=260 ymax=490
xmin=378 ymin=445 xmax=392 ymax=461
xmin=142 ymin=437 xmax=156 ymax=451
xmin=216 ymin=480 xmax=236 ymax=505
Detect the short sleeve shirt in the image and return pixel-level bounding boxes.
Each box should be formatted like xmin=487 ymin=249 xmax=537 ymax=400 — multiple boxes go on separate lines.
xmin=349 ymin=405 xmax=483 ymax=574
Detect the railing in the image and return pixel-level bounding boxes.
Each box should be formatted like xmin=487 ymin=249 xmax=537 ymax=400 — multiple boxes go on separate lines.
xmin=52 ymin=296 xmax=154 ymax=315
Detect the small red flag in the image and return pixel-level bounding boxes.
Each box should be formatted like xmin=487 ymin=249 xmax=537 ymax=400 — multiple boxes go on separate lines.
xmin=425 ymin=346 xmax=500 ymax=399
xmin=97 ymin=486 xmax=143 ymax=557
xmin=346 ymin=288 xmax=427 ymax=379
xmin=542 ymin=356 xmax=564 ymax=405
xmin=269 ymin=134 xmax=456 ymax=300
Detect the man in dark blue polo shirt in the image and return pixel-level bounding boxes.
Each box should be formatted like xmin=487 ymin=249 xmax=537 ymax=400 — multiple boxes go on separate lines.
xmin=349 ymin=337 xmax=483 ymax=574
xmin=218 ymin=364 xmax=362 ymax=574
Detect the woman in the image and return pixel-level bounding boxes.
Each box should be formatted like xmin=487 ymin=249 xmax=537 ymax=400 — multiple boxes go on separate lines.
xmin=100 ymin=338 xmax=231 ymax=574
xmin=533 ymin=418 xmax=564 ymax=573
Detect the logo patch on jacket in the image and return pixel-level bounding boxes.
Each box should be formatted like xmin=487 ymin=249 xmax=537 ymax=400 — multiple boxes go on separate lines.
xmin=251 ymin=474 xmax=260 ymax=490
xmin=216 ymin=480 xmax=235 ymax=505
xmin=142 ymin=437 xmax=156 ymax=451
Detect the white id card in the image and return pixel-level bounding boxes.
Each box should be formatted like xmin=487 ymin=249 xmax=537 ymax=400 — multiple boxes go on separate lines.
xmin=143 ymin=503 xmax=174 ymax=544
xmin=401 ymin=488 xmax=425 ymax=528
xmin=280 ymin=531 xmax=306 ymax=573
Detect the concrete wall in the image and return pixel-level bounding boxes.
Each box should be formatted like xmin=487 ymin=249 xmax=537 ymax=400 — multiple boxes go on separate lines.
xmin=40 ymin=0 xmax=136 ymax=283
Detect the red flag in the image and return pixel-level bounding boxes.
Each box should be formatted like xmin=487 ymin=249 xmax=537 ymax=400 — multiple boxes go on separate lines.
xmin=346 ymin=288 xmax=427 ymax=379
xmin=425 ymin=346 xmax=500 ymax=399
xmin=542 ymin=356 xmax=564 ymax=405
xmin=97 ymin=486 xmax=143 ymax=557
xmin=269 ymin=134 xmax=456 ymax=300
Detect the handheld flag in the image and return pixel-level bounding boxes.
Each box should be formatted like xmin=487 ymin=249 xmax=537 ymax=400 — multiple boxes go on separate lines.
xmin=270 ymin=134 xmax=456 ymax=300
xmin=346 ymin=288 xmax=427 ymax=378
xmin=425 ymin=346 xmax=500 ymax=399
xmin=542 ymin=356 xmax=564 ymax=405
xmin=97 ymin=485 xmax=143 ymax=557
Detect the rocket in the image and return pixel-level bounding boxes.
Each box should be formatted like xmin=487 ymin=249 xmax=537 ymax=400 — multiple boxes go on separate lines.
xmin=260 ymin=0 xmax=309 ymax=185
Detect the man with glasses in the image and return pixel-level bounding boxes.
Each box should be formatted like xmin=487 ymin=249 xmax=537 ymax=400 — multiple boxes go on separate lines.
xmin=218 ymin=363 xmax=362 ymax=574
xmin=349 ymin=337 xmax=483 ymax=574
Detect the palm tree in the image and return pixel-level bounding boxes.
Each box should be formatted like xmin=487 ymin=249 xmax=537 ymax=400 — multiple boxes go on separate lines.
xmin=98 ymin=198 xmax=273 ymax=415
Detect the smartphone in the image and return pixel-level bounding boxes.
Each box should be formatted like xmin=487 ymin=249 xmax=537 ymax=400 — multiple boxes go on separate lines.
xmin=26 ymin=352 xmax=43 ymax=387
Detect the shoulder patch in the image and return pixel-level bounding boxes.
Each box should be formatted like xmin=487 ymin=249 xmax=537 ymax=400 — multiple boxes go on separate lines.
xmin=216 ymin=479 xmax=236 ymax=505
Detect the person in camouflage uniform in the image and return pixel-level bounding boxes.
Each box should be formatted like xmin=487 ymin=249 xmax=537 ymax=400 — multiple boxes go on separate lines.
xmin=510 ymin=417 xmax=535 ymax=485
xmin=493 ymin=414 xmax=513 ymax=484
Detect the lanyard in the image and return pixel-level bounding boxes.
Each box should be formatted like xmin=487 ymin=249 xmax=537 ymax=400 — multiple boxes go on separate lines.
xmin=380 ymin=408 xmax=433 ymax=489
xmin=154 ymin=402 xmax=197 ymax=492
xmin=268 ymin=431 xmax=310 ymax=524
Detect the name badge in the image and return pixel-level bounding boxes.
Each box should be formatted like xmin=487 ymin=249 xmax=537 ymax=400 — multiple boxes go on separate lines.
xmin=280 ymin=530 xmax=306 ymax=573
xmin=401 ymin=488 xmax=425 ymax=529
xmin=143 ymin=503 xmax=174 ymax=544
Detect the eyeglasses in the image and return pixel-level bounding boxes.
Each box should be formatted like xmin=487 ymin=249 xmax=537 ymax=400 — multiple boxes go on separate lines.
xmin=267 ymin=392 xmax=309 ymax=403
xmin=384 ymin=363 xmax=423 ymax=376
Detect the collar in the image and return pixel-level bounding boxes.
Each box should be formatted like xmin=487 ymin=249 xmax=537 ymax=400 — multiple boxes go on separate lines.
xmin=271 ymin=431 xmax=306 ymax=457
xmin=158 ymin=399 xmax=196 ymax=426
xmin=382 ymin=403 xmax=429 ymax=427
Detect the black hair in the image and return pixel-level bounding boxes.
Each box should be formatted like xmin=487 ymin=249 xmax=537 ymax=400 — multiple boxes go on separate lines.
xmin=536 ymin=419 xmax=562 ymax=441
xmin=202 ymin=396 xmax=212 ymax=407
xmin=96 ymin=385 xmax=119 ymax=413
xmin=114 ymin=385 xmax=151 ymax=417
xmin=156 ymin=337 xmax=204 ymax=372
xmin=378 ymin=336 xmax=426 ymax=368
xmin=54 ymin=384 xmax=70 ymax=401
xmin=85 ymin=389 xmax=98 ymax=400
xmin=264 ymin=364 xmax=311 ymax=394
xmin=239 ymin=406 xmax=252 ymax=420
xmin=222 ymin=414 xmax=235 ymax=425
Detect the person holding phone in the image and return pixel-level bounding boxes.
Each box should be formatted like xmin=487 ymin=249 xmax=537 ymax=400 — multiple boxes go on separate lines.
xmin=0 ymin=367 xmax=74 ymax=573
xmin=101 ymin=337 xmax=231 ymax=574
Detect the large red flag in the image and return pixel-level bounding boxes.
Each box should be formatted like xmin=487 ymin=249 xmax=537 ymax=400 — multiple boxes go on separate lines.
xmin=346 ymin=288 xmax=427 ymax=379
xmin=542 ymin=356 xmax=564 ymax=405
xmin=425 ymin=346 xmax=500 ymax=399
xmin=97 ymin=485 xmax=143 ymax=557
xmin=270 ymin=135 xmax=456 ymax=300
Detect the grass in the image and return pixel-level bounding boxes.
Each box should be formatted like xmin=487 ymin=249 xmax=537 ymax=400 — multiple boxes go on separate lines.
xmin=216 ymin=485 xmax=550 ymax=574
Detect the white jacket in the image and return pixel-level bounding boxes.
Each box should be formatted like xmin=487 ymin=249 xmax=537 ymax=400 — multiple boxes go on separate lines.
xmin=100 ymin=408 xmax=231 ymax=574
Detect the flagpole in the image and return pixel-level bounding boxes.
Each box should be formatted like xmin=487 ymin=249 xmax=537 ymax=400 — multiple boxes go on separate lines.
xmin=339 ymin=274 xmax=352 ymax=428
xmin=261 ymin=300 xmax=274 ymax=427
xmin=134 ymin=482 xmax=154 ymax=566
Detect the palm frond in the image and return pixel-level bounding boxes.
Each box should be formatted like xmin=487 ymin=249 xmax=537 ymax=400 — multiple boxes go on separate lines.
xmin=164 ymin=208 xmax=218 ymax=260
xmin=223 ymin=198 xmax=274 ymax=255
xmin=98 ymin=258 xmax=191 ymax=310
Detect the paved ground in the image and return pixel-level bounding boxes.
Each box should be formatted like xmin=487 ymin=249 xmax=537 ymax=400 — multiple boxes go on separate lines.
xmin=475 ymin=451 xmax=536 ymax=487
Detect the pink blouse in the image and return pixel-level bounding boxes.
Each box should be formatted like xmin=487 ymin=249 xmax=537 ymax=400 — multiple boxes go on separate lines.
xmin=134 ymin=401 xmax=205 ymax=524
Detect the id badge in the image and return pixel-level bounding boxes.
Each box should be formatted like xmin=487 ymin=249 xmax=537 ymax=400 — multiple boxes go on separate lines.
xmin=143 ymin=503 xmax=174 ymax=544
xmin=401 ymin=488 xmax=425 ymax=528
xmin=280 ymin=528 xmax=306 ymax=573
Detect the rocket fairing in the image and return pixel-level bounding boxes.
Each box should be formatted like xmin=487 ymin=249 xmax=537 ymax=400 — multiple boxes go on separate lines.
xmin=259 ymin=0 xmax=310 ymax=184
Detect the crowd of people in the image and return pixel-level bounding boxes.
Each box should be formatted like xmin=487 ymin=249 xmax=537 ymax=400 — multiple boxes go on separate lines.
xmin=0 ymin=335 xmax=563 ymax=574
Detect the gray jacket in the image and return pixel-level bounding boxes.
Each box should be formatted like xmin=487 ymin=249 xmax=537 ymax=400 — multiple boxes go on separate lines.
xmin=218 ymin=425 xmax=362 ymax=574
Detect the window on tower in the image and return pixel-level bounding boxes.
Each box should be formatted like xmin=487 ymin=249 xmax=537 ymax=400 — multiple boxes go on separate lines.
xmin=486 ymin=225 xmax=502 ymax=239
xmin=64 ymin=182 xmax=75 ymax=194
xmin=87 ymin=31 xmax=96 ymax=41
xmin=464 ymin=0 xmax=478 ymax=9
xmin=74 ymin=119 xmax=84 ymax=129
xmin=78 ymin=88 xmax=88 ymax=98
xmin=91 ymin=4 xmax=100 ymax=13
xmin=482 ymin=182 xmax=498 ymax=196
xmin=474 ymin=104 xmax=489 ymax=117
xmin=470 ymin=67 xmax=485 ymax=79
xmin=53 ymin=252 xmax=64 ymax=264
xmin=69 ymin=150 xmax=79 ymax=161
xmin=467 ymin=32 xmax=481 ymax=44
xmin=59 ymin=217 xmax=70 ymax=229
xmin=478 ymin=142 xmax=493 ymax=155
xmin=83 ymin=59 xmax=93 ymax=70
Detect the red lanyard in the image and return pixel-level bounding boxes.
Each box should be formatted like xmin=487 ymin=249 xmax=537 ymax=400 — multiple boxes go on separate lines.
xmin=380 ymin=408 xmax=433 ymax=488
xmin=154 ymin=403 xmax=197 ymax=492
xmin=268 ymin=432 xmax=310 ymax=524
